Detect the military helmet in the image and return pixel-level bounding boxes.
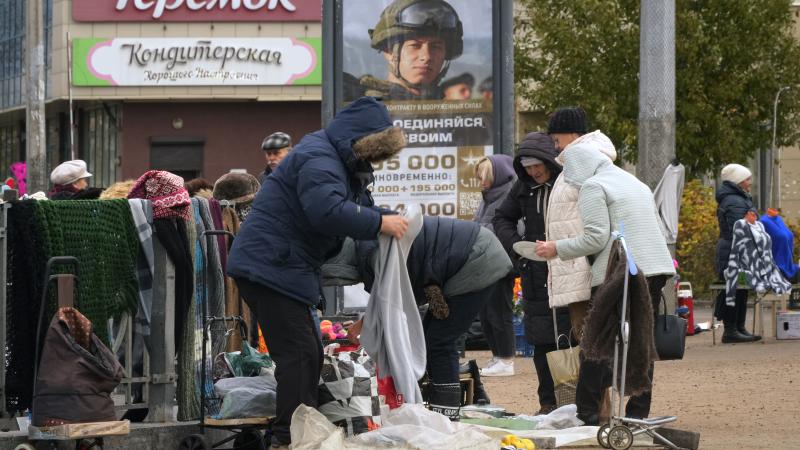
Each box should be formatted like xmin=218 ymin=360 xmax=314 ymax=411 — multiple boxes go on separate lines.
xmin=369 ymin=0 xmax=464 ymax=60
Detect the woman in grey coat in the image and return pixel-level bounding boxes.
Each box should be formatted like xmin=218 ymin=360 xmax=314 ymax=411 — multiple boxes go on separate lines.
xmin=473 ymin=154 xmax=518 ymax=377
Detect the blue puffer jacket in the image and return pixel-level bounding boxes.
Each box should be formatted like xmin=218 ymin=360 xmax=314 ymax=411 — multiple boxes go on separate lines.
xmin=227 ymin=98 xmax=389 ymax=305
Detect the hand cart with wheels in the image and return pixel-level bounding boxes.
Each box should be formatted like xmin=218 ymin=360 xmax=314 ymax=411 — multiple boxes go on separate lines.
xmin=178 ymin=230 xmax=274 ymax=450
xmin=596 ymin=232 xmax=678 ymax=450
xmin=17 ymin=257 xmax=130 ymax=450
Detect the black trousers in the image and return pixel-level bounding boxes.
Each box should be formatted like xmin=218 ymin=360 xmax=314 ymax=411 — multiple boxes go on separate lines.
xmin=576 ymin=275 xmax=667 ymax=419
xmin=424 ymin=283 xmax=493 ymax=384
xmin=532 ymin=343 xmax=558 ymax=407
xmin=715 ymin=286 xmax=749 ymax=329
xmin=478 ymin=275 xmax=516 ymax=359
xmin=236 ymin=278 xmax=323 ymax=445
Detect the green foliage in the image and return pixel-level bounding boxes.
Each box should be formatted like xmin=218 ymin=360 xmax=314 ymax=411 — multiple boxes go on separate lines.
xmin=676 ymin=180 xmax=718 ymax=298
xmin=515 ymin=0 xmax=800 ymax=176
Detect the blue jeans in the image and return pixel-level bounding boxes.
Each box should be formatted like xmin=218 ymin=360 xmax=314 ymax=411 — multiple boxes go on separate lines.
xmin=424 ymin=283 xmax=494 ymax=384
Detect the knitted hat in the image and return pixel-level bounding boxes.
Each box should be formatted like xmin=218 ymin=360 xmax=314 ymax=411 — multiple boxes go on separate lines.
xmin=261 ymin=132 xmax=292 ymax=151
xmin=50 ymin=160 xmax=92 ymax=185
xmin=547 ymin=107 xmax=588 ymax=135
xmin=213 ymin=172 xmax=261 ymax=202
xmin=721 ymin=164 xmax=752 ymax=185
xmin=127 ymin=170 xmax=191 ymax=220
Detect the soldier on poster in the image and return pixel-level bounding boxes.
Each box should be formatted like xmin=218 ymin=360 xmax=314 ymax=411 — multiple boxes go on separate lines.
xmin=345 ymin=0 xmax=465 ymax=101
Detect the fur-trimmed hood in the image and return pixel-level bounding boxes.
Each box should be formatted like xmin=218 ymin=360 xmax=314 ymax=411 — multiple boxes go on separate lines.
xmin=325 ymin=97 xmax=404 ymax=167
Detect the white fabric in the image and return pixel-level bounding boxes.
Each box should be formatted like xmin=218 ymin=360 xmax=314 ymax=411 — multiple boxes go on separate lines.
xmin=721 ymin=163 xmax=752 ymax=185
xmin=361 ymin=205 xmax=425 ymax=404
xmin=653 ymin=163 xmax=685 ymax=244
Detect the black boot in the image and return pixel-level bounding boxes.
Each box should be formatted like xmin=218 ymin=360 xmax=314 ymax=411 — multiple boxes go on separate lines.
xmin=428 ymin=383 xmax=462 ymax=421
xmin=736 ymin=295 xmax=761 ymax=340
xmin=467 ymin=360 xmax=491 ymax=404
xmin=722 ymin=326 xmax=757 ymax=343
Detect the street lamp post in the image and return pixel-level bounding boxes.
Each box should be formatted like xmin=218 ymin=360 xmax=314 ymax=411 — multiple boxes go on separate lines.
xmin=772 ymin=85 xmax=791 ymax=209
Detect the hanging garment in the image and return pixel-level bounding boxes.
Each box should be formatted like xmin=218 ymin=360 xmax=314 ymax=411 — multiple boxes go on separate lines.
xmin=653 ymin=163 xmax=685 ymax=245
xmin=724 ymin=219 xmax=792 ymax=305
xmin=129 ymin=199 xmax=154 ymax=336
xmin=360 ymin=205 xmax=425 ymax=404
xmin=759 ymin=213 xmax=799 ymax=280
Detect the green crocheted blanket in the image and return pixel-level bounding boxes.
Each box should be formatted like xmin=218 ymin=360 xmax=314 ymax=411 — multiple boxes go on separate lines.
xmin=32 ymin=200 xmax=140 ymax=342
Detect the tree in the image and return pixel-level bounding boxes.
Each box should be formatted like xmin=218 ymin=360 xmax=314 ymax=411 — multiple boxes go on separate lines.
xmin=515 ymin=0 xmax=800 ymax=176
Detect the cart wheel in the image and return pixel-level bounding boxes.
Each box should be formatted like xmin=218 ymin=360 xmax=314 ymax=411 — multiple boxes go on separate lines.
xmin=233 ymin=430 xmax=266 ymax=450
xmin=608 ymin=425 xmax=634 ymax=450
xmin=13 ymin=444 xmax=36 ymax=450
xmin=597 ymin=424 xmax=611 ymax=448
xmin=178 ymin=434 xmax=210 ymax=450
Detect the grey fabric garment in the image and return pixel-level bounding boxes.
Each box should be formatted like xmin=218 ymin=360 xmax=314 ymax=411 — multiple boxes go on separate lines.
xmin=320 ymin=238 xmax=362 ymax=286
xmin=444 ymin=227 xmax=513 ymax=297
xmin=360 ymin=205 xmax=425 ymax=404
xmin=724 ymin=219 xmax=791 ymax=305
xmin=196 ymin=197 xmax=225 ymax=320
xmin=129 ymin=199 xmax=154 ymax=336
xmin=653 ymin=163 xmax=685 ymax=245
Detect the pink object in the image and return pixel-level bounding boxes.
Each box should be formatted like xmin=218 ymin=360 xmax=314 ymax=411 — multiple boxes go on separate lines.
xmin=10 ymin=162 xmax=26 ymax=195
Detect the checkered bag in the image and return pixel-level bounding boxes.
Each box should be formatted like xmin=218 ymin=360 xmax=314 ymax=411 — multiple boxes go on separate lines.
xmin=317 ymin=350 xmax=381 ymax=436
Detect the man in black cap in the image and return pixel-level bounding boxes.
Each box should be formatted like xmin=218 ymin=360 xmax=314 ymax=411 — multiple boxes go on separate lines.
xmin=259 ymin=131 xmax=293 ymax=185
xmin=441 ymin=72 xmax=474 ymax=100
xmin=547 ymin=106 xmax=587 ymax=152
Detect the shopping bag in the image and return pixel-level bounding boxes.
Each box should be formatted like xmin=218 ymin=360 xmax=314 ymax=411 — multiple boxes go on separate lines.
xmin=546 ymin=334 xmax=580 ymax=407
xmin=317 ymin=349 xmax=381 ymax=436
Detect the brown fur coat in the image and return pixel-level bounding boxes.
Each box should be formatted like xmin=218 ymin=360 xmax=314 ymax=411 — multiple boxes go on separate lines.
xmin=582 ymin=240 xmax=657 ymax=396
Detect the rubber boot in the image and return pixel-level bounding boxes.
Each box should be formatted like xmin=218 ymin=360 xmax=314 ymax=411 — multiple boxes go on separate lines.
xmin=428 ymin=383 xmax=462 ymax=421
xmin=467 ymin=360 xmax=491 ymax=404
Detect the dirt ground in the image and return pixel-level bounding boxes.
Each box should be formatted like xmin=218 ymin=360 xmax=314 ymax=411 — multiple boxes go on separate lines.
xmin=471 ymin=305 xmax=800 ymax=449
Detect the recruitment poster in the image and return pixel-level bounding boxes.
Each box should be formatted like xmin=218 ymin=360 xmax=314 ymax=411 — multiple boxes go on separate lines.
xmin=342 ymin=0 xmax=494 ymax=219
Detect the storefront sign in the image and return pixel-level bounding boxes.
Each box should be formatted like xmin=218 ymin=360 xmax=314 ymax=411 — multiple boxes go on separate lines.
xmin=73 ymin=0 xmax=321 ymax=22
xmin=343 ymin=0 xmax=494 ymax=219
xmin=72 ymin=38 xmax=321 ymax=86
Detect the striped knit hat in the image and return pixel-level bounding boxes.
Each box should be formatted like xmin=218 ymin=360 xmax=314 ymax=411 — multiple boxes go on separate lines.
xmin=128 ymin=170 xmax=191 ymax=220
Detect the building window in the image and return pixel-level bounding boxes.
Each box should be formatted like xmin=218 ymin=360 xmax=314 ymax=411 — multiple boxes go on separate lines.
xmin=0 ymin=0 xmax=53 ymax=110
xmin=80 ymin=104 xmax=121 ymax=188
xmin=0 ymin=122 xmax=22 ymax=179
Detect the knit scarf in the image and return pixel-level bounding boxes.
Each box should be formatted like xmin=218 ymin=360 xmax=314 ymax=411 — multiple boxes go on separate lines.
xmin=6 ymin=200 xmax=139 ymax=413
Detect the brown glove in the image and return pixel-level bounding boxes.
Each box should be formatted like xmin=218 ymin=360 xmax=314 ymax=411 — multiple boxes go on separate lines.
xmin=425 ymin=284 xmax=449 ymax=319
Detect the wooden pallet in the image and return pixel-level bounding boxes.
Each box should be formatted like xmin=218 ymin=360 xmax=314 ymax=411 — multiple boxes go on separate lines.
xmin=28 ymin=420 xmax=130 ymax=440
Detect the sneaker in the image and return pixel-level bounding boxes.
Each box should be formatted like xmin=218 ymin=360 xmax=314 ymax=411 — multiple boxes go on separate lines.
xmin=481 ymin=357 xmax=498 ymax=370
xmin=480 ymin=359 xmax=514 ymax=377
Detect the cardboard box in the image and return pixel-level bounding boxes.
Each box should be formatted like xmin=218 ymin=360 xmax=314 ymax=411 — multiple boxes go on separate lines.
xmin=777 ymin=311 xmax=800 ymax=340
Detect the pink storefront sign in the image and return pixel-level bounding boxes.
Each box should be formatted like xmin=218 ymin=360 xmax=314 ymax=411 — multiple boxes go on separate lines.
xmin=73 ymin=0 xmax=321 ymax=22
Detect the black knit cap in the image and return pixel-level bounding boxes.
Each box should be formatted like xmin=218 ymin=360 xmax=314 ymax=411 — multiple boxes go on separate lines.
xmin=547 ymin=107 xmax=587 ymax=135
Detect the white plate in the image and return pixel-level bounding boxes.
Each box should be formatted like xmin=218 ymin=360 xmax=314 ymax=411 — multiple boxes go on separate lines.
xmin=513 ymin=241 xmax=546 ymax=262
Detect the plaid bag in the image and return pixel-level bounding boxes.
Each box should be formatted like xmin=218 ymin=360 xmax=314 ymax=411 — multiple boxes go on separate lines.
xmin=317 ymin=350 xmax=381 ymax=436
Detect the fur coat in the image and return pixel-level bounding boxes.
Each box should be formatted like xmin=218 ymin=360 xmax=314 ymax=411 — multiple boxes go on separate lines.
xmin=581 ymin=240 xmax=657 ymax=396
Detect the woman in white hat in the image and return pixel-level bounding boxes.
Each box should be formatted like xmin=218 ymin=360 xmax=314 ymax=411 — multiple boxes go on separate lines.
xmin=714 ymin=163 xmax=760 ymax=343
xmin=48 ymin=159 xmax=102 ymax=200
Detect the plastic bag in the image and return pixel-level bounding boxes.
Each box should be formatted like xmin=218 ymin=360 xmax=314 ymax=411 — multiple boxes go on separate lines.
xmin=214 ymin=373 xmax=277 ymax=419
xmin=224 ymin=340 xmax=274 ymax=377
xmin=318 ymin=350 xmax=381 ymax=436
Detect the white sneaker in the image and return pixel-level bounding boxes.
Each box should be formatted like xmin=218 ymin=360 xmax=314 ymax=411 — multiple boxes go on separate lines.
xmin=480 ymin=359 xmax=514 ymax=377
xmin=481 ymin=357 xmax=499 ymax=370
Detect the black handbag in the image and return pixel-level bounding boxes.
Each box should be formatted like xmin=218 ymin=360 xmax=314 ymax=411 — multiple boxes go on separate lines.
xmin=654 ymin=292 xmax=687 ymax=361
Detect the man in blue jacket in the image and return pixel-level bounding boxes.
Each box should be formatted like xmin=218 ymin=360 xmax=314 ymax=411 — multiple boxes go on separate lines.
xmin=227 ymin=97 xmax=409 ymax=447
